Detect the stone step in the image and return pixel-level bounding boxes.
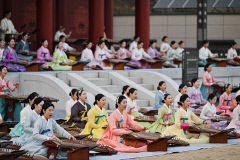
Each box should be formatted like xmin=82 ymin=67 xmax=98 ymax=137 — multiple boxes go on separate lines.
xmin=118 ymin=71 xmax=129 ymax=77
xmin=87 ymin=78 xmax=112 ymax=86
xmin=100 ymin=85 xmax=122 ymax=93
xmin=128 ymin=77 xmax=142 ymax=84
xmin=78 ymin=72 xmax=99 ymax=78
xmin=141 ymin=83 xmax=154 ymax=90
xmin=135 ymin=99 xmax=150 ymax=107
xmin=56 ymin=74 xmax=70 ymax=85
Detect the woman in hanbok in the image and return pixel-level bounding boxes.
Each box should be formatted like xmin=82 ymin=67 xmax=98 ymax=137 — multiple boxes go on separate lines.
xmin=154 ymin=81 xmax=167 ymax=110
xmin=174 ymin=84 xmax=187 ymax=111
xmin=217 ymin=84 xmax=235 ymax=117
xmin=10 ymin=92 xmax=39 ymax=136
xmin=227 ymin=42 xmax=240 ymax=65
xmin=199 ymin=40 xmax=218 ymax=66
xmin=188 ymin=78 xmax=207 ymax=108
xmin=69 ymin=89 xmax=91 ymax=129
xmin=98 ymin=95 xmax=148 ymax=152
xmin=200 ymin=94 xmax=227 ymax=128
xmin=0 ymin=38 xmax=26 ymax=72
xmin=165 ymin=41 xmax=179 ymax=67
xmin=20 ymin=102 xmax=76 ymax=158
xmin=176 ymin=41 xmax=184 ymax=57
xmin=32 ymin=39 xmax=53 ymax=68
xmin=15 ymin=32 xmax=33 ymax=62
xmin=126 ymin=88 xmax=151 ymax=128
xmin=117 ymin=40 xmax=131 ymax=59
xmin=81 ymin=94 xmax=108 ymax=138
xmin=0 ymin=65 xmax=21 ymax=121
xmin=65 ymin=89 xmax=78 ymax=120
xmin=163 ymin=94 xmax=209 ymax=144
xmin=148 ymin=94 xmax=175 ymax=133
xmin=160 ymin=36 xmax=169 ymax=56
xmin=129 ymin=35 xmax=140 ymax=52
xmin=122 ymin=85 xmax=130 ymax=98
xmin=12 ymin=97 xmax=43 ymax=145
xmin=200 ymin=63 xmax=224 ymax=100
xmin=47 ymin=41 xmax=74 ymax=71
xmin=226 ymin=95 xmax=240 ymax=133
xmin=130 ymin=40 xmax=152 ymax=67
xmin=147 ymin=41 xmax=162 ymax=58
xmin=0 ymin=39 xmax=5 ymax=60
xmin=80 ymin=41 xmax=94 ymax=62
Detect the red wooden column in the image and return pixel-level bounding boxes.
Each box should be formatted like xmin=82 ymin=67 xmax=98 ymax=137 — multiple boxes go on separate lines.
xmin=89 ymin=0 xmax=104 ymax=46
xmin=135 ymin=0 xmax=150 ymax=49
xmin=37 ymin=0 xmax=54 ymax=53
xmin=104 ymin=0 xmax=113 ymax=39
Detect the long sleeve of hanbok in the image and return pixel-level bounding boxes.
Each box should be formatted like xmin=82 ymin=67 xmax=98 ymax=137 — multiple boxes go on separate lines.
xmin=16 ymin=43 xmax=23 ymax=54
xmin=131 ymin=49 xmax=138 ymax=60
xmin=155 ymin=93 xmax=162 ymax=109
xmin=142 ymin=49 xmax=151 ymax=59
xmin=200 ymin=106 xmax=209 ymax=120
xmin=2 ymin=49 xmax=11 ymax=63
xmin=218 ymin=95 xmax=231 ymax=110
xmin=232 ymin=108 xmax=240 ymax=126
xmin=202 ymin=73 xmax=212 ymax=86
xmin=191 ymin=111 xmax=204 ymax=124
xmin=6 ymin=79 xmax=16 ymax=91
xmin=127 ymin=114 xmax=145 ymax=131
xmin=32 ymin=120 xmax=50 ymax=141
xmin=108 ymin=114 xmax=129 ymax=136
xmin=52 ymin=120 xmax=71 ymax=138
xmin=23 ymin=114 xmax=34 ymax=134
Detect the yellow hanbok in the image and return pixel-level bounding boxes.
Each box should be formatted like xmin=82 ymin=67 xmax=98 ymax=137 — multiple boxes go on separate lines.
xmin=81 ymin=105 xmax=108 ymax=138
xmin=163 ymin=107 xmax=209 ymax=144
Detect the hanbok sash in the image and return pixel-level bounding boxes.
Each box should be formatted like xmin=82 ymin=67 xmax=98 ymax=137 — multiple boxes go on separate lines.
xmin=128 ymin=107 xmax=135 ymax=114
xmin=90 ymin=114 xmax=105 ymax=136
xmin=180 ymin=118 xmax=189 ymax=135
xmin=117 ymin=119 xmax=124 ymax=143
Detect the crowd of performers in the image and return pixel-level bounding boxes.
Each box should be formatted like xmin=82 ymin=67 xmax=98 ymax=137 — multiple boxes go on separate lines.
xmin=1 ymin=11 xmax=240 ymax=72
xmin=0 ymin=63 xmax=240 ymax=158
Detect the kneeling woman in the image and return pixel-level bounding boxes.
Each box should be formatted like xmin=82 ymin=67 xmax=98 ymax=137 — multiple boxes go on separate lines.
xmin=20 ymin=102 xmax=75 ymax=158
xmin=163 ymin=94 xmax=209 ymax=144
xmin=12 ymin=97 xmax=43 ymax=145
xmin=148 ymin=94 xmax=175 ymax=134
xmin=98 ymin=95 xmax=148 ymax=153
xmin=81 ymin=94 xmax=108 ymax=138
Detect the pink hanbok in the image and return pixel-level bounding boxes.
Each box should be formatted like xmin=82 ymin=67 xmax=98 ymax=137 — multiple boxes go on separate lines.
xmin=32 ymin=46 xmax=53 ymax=67
xmin=117 ymin=48 xmax=131 ymax=59
xmin=97 ymin=109 xmax=147 ymax=153
xmin=226 ymin=105 xmax=240 ymax=133
xmin=217 ymin=92 xmax=234 ymax=117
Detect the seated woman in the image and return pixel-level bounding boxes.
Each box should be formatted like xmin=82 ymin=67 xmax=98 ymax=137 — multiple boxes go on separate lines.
xmin=130 ymin=40 xmax=152 ymax=67
xmin=80 ymin=40 xmax=94 ymax=62
xmin=122 ymin=85 xmax=130 ymax=98
xmin=32 ymin=39 xmax=53 ymax=69
xmin=69 ymin=89 xmax=91 ymax=129
xmin=20 ymin=102 xmax=76 ymax=159
xmin=226 ymin=95 xmax=240 ymax=133
xmin=126 ymin=88 xmax=151 ymax=128
xmin=88 ymin=40 xmax=114 ymax=69
xmin=163 ymin=94 xmax=209 ymax=144
xmin=98 ymin=95 xmax=148 ymax=153
xmin=165 ymin=41 xmax=180 ymax=67
xmin=59 ymin=35 xmax=76 ymax=52
xmin=227 ymin=42 xmax=240 ymax=65
xmin=15 ymin=32 xmax=33 ymax=62
xmin=199 ymin=40 xmax=218 ymax=66
xmin=188 ymin=78 xmax=207 ymax=108
xmin=10 ymin=92 xmax=39 ymax=136
xmin=65 ymin=89 xmax=78 ymax=120
xmin=117 ymin=40 xmax=131 ymax=59
xmin=174 ymin=84 xmax=187 ymax=111
xmin=217 ymin=84 xmax=235 ymax=117
xmin=160 ymin=36 xmax=169 ymax=56
xmin=0 ymin=38 xmax=5 ymax=60
xmin=0 ymin=38 xmax=26 ymax=72
xmin=148 ymin=94 xmax=175 ymax=133
xmin=200 ymin=94 xmax=227 ymax=128
xmin=154 ymin=81 xmax=167 ymax=110
xmin=81 ymin=94 xmax=108 ymax=138
xmin=176 ymin=41 xmax=184 ymax=56
xmin=200 ymin=63 xmax=224 ymax=100
xmin=147 ymin=41 xmax=163 ymax=58
xmin=0 ymin=65 xmax=21 ymax=121
xmin=47 ymin=41 xmax=74 ymax=71
xmin=11 ymin=97 xmax=43 ymax=145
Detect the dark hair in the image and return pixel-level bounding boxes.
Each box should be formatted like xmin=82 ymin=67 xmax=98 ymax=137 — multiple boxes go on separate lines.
xmin=59 ymin=25 xmax=65 ymax=30
xmin=133 ymin=35 xmax=140 ymax=40
xmin=31 ymin=97 xmax=44 ymax=110
xmin=0 ymin=65 xmax=7 ymax=71
xmin=157 ymin=81 xmax=165 ymax=90
xmin=232 ymin=41 xmax=237 ymax=46
xmin=208 ymin=93 xmax=216 ymax=101
xmin=224 ymin=84 xmax=231 ymax=91
xmin=236 ymin=95 xmax=240 ymax=105
xmin=119 ymin=40 xmax=126 ymax=45
xmin=41 ymin=102 xmax=54 ymax=116
xmin=178 ymin=94 xmax=189 ymax=106
xmin=69 ymin=89 xmax=78 ymax=97
xmin=137 ymin=40 xmax=143 ymax=45
xmin=0 ymin=38 xmax=4 ymax=42
xmin=178 ymin=41 xmax=184 ymax=45
xmin=21 ymin=32 xmax=28 ymax=38
xmin=115 ymin=95 xmax=127 ymax=108
xmin=94 ymin=94 xmax=105 ymax=105
xmin=84 ymin=40 xmax=92 ymax=49
xmin=149 ymin=40 xmax=156 ymax=47
xmin=122 ymin=85 xmax=130 ymax=95
xmin=204 ymin=63 xmax=211 ymax=71
xmin=79 ymin=88 xmax=84 ymax=96
xmin=203 ymin=40 xmax=209 ymax=45
xmin=41 ymin=39 xmax=47 ymax=44
xmin=191 ymin=78 xmax=198 ymax=86
xmin=162 ymin=36 xmax=168 ymax=42
xmin=162 ymin=93 xmax=171 ymax=103
xmin=99 ymin=36 xmax=104 ymax=42
xmin=4 ymin=10 xmax=11 ymax=15
xmin=127 ymin=88 xmax=137 ymax=97
xmin=27 ymin=92 xmax=39 ymax=102
xmin=98 ymin=40 xmax=105 ymax=45
xmin=6 ymin=37 xmax=15 ymax=44
xmin=178 ymin=84 xmax=187 ymax=92
xmin=59 ymin=35 xmax=65 ymax=40
xmin=170 ymin=41 xmax=176 ymax=46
